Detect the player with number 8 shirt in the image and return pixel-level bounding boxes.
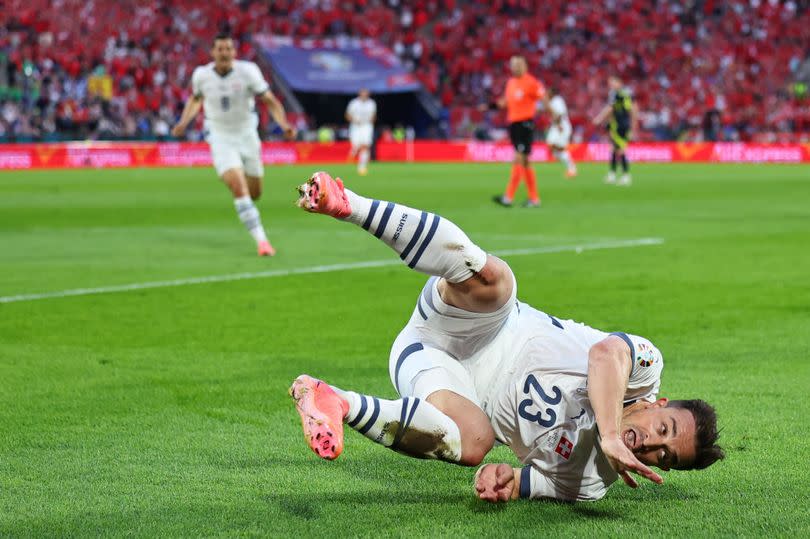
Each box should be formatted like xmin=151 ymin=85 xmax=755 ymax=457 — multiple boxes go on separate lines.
xmin=172 ymin=33 xmax=296 ymax=256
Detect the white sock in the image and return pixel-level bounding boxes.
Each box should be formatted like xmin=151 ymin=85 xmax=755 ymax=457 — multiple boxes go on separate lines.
xmin=559 ymin=150 xmax=573 ymax=170
xmin=339 ymin=189 xmax=487 ymax=283
xmin=358 ymin=149 xmax=369 ymax=170
xmin=332 ymin=386 xmax=461 ymax=462
xmin=234 ymin=195 xmax=268 ymax=244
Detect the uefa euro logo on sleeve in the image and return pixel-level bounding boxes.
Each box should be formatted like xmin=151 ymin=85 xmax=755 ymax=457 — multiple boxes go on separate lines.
xmin=636 ymin=342 xmax=658 ymax=368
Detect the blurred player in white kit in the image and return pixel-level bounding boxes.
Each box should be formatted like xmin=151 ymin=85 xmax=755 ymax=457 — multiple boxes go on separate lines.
xmin=172 ymin=33 xmax=296 ymax=256
xmin=345 ymin=89 xmax=376 ymax=176
xmin=545 ymin=88 xmax=577 ymax=178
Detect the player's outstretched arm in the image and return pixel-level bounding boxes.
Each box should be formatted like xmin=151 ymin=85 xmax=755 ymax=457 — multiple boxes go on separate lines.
xmin=171 ymin=95 xmax=203 ymax=138
xmin=259 ymin=91 xmax=296 ymax=140
xmin=587 ymin=337 xmax=663 ymax=487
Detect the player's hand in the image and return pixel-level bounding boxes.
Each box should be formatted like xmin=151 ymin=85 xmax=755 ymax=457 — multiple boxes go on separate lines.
xmin=474 ymin=463 xmax=516 ymax=503
xmin=599 ymin=435 xmax=663 ymax=488
xmin=171 ymin=124 xmax=186 ymax=138
xmin=282 ymin=126 xmax=297 ymax=140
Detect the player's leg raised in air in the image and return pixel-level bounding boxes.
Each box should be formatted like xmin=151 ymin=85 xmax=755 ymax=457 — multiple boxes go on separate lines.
xmin=290 ymin=171 xmax=513 ymax=465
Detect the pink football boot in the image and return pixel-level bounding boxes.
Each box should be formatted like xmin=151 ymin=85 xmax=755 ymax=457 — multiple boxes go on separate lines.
xmin=289 ymin=375 xmax=349 ymax=460
xmin=296 ymin=171 xmax=352 ymax=218
xmin=257 ymin=240 xmax=276 ymax=257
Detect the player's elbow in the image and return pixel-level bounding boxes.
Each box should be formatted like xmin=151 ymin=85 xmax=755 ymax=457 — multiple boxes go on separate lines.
xmin=588 ymin=338 xmax=629 ymax=371
xmin=459 ymin=434 xmax=494 ymax=466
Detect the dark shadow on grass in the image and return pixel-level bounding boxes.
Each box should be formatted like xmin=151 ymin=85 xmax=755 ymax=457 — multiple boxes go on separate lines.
xmin=276 ymin=497 xmax=320 ymax=521
xmin=612 ymin=482 xmax=699 ymax=502
xmin=570 ymin=504 xmax=622 ymax=519
xmin=265 ymin=490 xmax=469 ymax=521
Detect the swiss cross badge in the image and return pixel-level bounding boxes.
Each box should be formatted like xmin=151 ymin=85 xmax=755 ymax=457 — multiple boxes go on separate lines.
xmin=555 ymin=436 xmax=574 ymax=459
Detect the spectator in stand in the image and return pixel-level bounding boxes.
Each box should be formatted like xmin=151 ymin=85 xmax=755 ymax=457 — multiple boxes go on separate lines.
xmin=1 ymin=0 xmax=808 ymax=142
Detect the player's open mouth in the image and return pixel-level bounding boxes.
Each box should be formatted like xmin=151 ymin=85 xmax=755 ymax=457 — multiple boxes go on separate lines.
xmin=623 ymin=428 xmax=638 ymax=450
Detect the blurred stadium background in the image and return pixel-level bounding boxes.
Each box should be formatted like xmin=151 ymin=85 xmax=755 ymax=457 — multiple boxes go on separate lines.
xmin=2 ymin=1 xmax=810 ymax=537
xmin=0 ymin=0 xmax=808 ymax=152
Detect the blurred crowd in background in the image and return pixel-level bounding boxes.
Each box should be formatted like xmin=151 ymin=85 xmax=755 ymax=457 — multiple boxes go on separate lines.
xmin=1 ymin=0 xmax=809 ymax=143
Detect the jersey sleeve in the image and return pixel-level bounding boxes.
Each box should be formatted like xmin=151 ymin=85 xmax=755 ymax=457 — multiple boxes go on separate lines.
xmin=610 ymin=332 xmax=663 ymax=402
xmin=246 ymin=63 xmax=270 ymax=95
xmin=518 ymin=465 xmax=605 ymax=502
xmin=191 ymin=67 xmax=204 ymax=98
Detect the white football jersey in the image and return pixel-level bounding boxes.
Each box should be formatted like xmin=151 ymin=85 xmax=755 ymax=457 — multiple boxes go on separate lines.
xmin=549 ymin=95 xmax=568 ymax=121
xmin=191 ymin=60 xmax=270 ymax=134
xmin=346 ymin=97 xmax=376 ymax=125
xmin=469 ymin=302 xmax=663 ymax=501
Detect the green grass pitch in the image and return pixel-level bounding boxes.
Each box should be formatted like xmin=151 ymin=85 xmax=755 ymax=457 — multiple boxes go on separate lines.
xmin=1 ymin=162 xmax=809 ymax=536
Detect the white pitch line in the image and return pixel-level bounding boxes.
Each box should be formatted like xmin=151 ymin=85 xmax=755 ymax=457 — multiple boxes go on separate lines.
xmin=0 ymin=237 xmax=663 ymax=304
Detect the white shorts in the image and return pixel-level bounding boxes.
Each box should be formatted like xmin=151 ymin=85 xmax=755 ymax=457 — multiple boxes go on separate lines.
xmin=388 ymin=272 xmax=518 ymax=408
xmin=545 ymin=120 xmax=572 ymax=148
xmin=207 ymin=129 xmax=263 ymax=177
xmin=349 ymin=124 xmax=373 ymax=148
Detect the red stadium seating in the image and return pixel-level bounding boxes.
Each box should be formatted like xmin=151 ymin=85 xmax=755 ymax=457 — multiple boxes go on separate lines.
xmin=1 ymin=0 xmax=808 ymax=142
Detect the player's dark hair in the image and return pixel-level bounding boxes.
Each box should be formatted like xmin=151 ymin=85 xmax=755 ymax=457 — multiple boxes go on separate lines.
xmin=667 ymin=399 xmax=725 ymax=470
xmin=213 ymin=32 xmax=232 ymax=45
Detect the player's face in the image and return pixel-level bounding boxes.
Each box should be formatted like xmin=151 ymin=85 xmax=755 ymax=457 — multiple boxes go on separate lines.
xmin=608 ymin=77 xmax=621 ymax=90
xmin=510 ymin=58 xmax=526 ymax=77
xmin=620 ymin=399 xmax=697 ymax=471
xmin=359 ymin=89 xmax=370 ymax=100
xmin=211 ymin=39 xmax=236 ymax=69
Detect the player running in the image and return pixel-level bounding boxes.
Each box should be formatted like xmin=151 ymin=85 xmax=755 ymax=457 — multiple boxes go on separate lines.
xmin=172 ymin=33 xmax=296 ymax=256
xmin=345 ymin=89 xmax=376 ymax=176
xmin=592 ymin=76 xmax=637 ymax=186
xmin=545 ymin=87 xmax=577 ymax=178
xmin=493 ymin=56 xmax=545 ymax=208
xmin=289 ymin=171 xmax=724 ymax=502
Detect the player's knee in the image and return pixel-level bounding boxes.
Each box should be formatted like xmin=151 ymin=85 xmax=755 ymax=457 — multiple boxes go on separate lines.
xmin=222 ymin=170 xmax=248 ymax=198
xmin=247 ymin=179 xmax=262 ymax=200
xmin=427 ymin=389 xmax=495 ymax=466
xmin=444 ymin=256 xmax=514 ymax=312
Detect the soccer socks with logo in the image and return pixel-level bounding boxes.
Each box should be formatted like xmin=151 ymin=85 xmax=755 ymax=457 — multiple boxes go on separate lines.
xmin=234 ymin=195 xmax=268 ymax=244
xmin=523 ymin=166 xmax=540 ymax=203
xmin=332 ymin=386 xmax=462 ymax=462
xmin=504 ymin=164 xmax=524 ymax=201
xmin=341 ymin=189 xmax=487 ymax=283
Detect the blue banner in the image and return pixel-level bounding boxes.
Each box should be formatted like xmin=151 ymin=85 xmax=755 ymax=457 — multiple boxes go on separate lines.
xmin=256 ymin=35 xmax=421 ymax=94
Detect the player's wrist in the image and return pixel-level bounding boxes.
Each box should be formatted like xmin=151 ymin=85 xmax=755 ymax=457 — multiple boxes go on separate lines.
xmin=511 ymin=468 xmax=522 ymax=500
xmin=599 ymin=428 xmax=622 ymax=442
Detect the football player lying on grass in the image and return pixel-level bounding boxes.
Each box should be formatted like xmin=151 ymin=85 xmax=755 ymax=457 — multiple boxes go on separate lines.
xmin=289 ymin=171 xmax=724 ymax=502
